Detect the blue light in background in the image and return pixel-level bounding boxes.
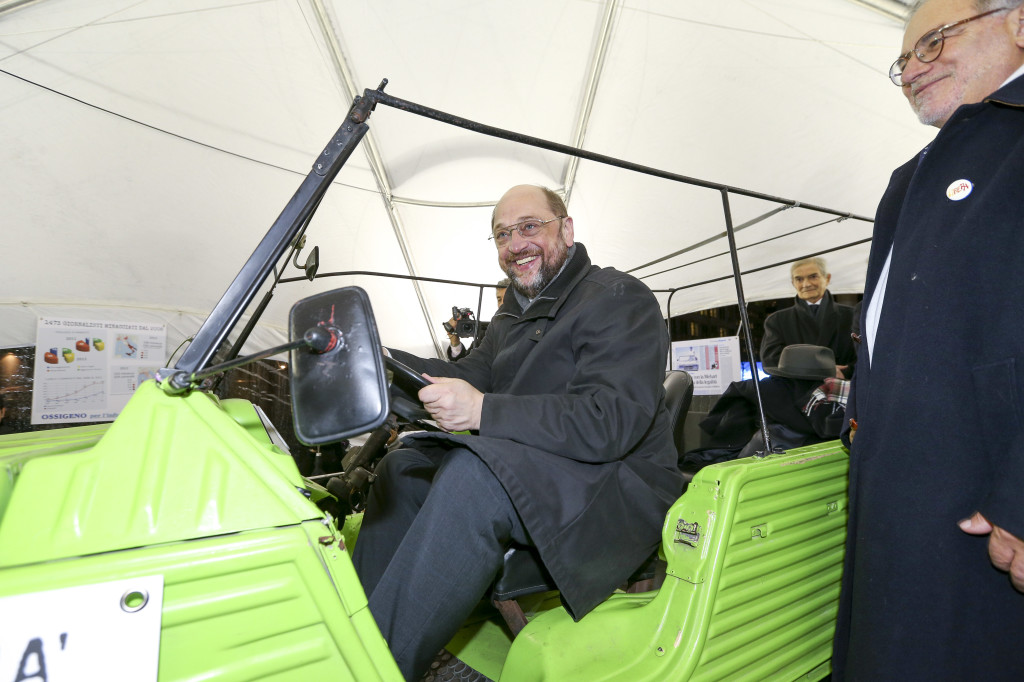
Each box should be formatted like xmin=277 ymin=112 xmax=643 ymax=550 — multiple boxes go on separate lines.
xmin=740 ymin=361 xmax=770 ymax=381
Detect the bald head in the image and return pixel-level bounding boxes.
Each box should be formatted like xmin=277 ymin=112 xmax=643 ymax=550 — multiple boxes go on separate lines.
xmin=491 ymin=185 xmax=568 ymax=230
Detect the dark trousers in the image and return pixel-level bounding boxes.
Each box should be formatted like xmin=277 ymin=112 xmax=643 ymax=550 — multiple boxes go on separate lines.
xmin=352 ymin=445 xmax=528 ymax=681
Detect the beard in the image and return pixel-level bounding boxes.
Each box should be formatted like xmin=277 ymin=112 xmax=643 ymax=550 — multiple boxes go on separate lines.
xmin=502 ymin=231 xmax=570 ymax=299
xmin=906 ymin=58 xmax=1006 ymax=128
xmin=909 ymin=85 xmax=960 ymax=127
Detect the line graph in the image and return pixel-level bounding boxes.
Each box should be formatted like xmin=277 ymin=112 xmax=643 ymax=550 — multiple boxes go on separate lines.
xmin=41 ymin=376 xmax=106 ymax=410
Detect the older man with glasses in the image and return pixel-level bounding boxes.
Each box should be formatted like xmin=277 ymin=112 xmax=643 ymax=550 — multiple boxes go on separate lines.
xmin=353 ymin=184 xmax=682 ymax=680
xmin=834 ymin=0 xmax=1024 ymax=678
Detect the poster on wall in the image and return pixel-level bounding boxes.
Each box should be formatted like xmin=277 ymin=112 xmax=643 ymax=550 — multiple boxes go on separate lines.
xmin=31 ymin=318 xmax=166 ymax=424
xmin=671 ymin=336 xmax=742 ymax=395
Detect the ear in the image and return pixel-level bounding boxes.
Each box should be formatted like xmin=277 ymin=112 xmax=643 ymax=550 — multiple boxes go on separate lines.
xmin=561 ymin=216 xmax=575 ymax=246
xmin=1011 ymin=5 xmax=1024 ymax=49
xmin=825 ymin=273 xmax=832 ymax=287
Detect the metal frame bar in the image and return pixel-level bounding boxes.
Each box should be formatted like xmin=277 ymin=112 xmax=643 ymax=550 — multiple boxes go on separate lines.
xmin=171 ymin=91 xmax=376 ymax=381
xmin=360 ymin=83 xmax=872 ymax=452
xmin=366 ymin=86 xmax=873 ymax=223
xmin=171 ymin=80 xmax=872 ymax=450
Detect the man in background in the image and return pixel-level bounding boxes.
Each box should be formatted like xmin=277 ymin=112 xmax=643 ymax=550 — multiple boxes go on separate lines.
xmin=683 ymin=345 xmax=847 ymax=467
xmin=760 ymin=257 xmax=856 ymax=378
xmin=446 ymin=278 xmax=509 ymax=362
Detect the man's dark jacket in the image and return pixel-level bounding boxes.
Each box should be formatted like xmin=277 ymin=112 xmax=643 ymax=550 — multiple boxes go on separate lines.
xmin=833 ymin=75 xmax=1024 ymax=679
xmin=390 ymin=243 xmax=683 ymax=619
xmin=760 ymin=291 xmax=856 ymax=377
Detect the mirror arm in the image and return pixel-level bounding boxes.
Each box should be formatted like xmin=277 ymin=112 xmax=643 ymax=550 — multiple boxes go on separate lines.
xmin=161 ymin=327 xmax=335 ymax=393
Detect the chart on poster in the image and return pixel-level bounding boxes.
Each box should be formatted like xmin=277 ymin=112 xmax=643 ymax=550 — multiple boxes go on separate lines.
xmin=32 ymin=317 xmax=166 ymax=424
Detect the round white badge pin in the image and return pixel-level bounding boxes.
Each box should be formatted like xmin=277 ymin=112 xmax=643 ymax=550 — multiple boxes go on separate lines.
xmin=946 ymin=179 xmax=973 ymax=201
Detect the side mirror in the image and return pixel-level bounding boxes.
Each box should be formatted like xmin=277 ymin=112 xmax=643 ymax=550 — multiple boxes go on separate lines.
xmin=289 ymin=287 xmax=389 ymax=444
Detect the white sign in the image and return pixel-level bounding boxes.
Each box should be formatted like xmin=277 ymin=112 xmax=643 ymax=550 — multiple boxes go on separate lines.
xmin=0 ymin=575 xmax=164 ymax=682
xmin=32 ymin=317 xmax=166 ymax=424
xmin=671 ymin=336 xmax=742 ymax=395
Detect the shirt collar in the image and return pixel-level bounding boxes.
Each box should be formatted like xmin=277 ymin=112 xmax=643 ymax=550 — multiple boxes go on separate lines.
xmin=999 ymin=62 xmax=1024 ymax=89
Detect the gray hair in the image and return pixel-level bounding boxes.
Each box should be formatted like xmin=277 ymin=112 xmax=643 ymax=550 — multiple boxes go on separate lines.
xmin=790 ymin=257 xmax=829 ymax=278
xmin=973 ymin=0 xmax=1024 ymax=11
xmin=906 ymin=0 xmax=1024 ymax=25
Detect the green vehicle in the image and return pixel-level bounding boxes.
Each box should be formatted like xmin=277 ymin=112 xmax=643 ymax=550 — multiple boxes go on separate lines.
xmin=0 ymin=84 xmax=851 ymax=681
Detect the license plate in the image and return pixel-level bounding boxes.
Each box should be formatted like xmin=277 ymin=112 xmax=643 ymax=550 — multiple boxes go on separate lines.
xmin=0 ymin=575 xmax=163 ymax=682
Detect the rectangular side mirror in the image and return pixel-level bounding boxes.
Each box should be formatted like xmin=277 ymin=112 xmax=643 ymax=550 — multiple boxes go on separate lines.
xmin=289 ymin=287 xmax=389 ymax=444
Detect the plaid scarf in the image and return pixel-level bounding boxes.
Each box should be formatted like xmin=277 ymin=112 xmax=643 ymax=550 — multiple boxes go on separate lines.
xmin=803 ymin=377 xmax=850 ymax=416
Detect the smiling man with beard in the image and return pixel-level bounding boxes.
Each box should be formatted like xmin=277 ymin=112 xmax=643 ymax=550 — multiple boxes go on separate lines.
xmin=494 ymin=185 xmax=573 ymax=299
xmin=352 ymin=184 xmax=682 ymax=680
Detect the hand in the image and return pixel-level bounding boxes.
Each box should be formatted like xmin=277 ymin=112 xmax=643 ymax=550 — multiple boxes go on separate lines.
xmin=446 ymin=318 xmax=460 ymax=347
xmin=836 ymin=364 xmax=848 ymax=379
xmin=419 ymin=375 xmax=484 ymax=432
xmin=959 ymin=511 xmax=1024 ymax=592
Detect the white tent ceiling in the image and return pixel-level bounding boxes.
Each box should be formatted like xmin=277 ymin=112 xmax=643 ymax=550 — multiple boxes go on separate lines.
xmin=0 ymin=0 xmax=933 ymax=360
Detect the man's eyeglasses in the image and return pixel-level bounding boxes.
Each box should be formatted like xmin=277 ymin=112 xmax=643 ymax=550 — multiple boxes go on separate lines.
xmin=488 ymin=216 xmax=565 ymax=247
xmin=889 ymin=7 xmax=1009 ymax=86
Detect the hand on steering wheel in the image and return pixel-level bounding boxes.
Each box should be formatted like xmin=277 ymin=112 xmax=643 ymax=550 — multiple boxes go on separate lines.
xmin=383 ymin=356 xmax=484 ymax=431
xmin=383 ymin=356 xmax=432 ymax=423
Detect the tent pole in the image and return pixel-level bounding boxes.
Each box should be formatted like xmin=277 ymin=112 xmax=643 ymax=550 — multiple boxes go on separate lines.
xmin=310 ymin=3 xmax=444 ymax=358
xmin=563 ymin=0 xmax=622 ymax=205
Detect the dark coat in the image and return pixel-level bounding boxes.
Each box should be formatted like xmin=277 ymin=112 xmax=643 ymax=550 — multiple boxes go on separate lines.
xmin=760 ymin=291 xmax=856 ymax=377
xmin=833 ymin=75 xmax=1024 ymax=680
xmin=390 ymin=243 xmax=683 ymax=619
xmin=684 ymin=376 xmax=844 ymax=466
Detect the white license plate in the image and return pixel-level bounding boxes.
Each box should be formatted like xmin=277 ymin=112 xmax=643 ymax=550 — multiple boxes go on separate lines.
xmin=0 ymin=575 xmax=163 ymax=682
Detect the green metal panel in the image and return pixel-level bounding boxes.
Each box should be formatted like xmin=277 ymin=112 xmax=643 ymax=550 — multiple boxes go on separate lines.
xmin=0 ymin=523 xmax=399 ymax=680
xmin=0 ymin=423 xmax=110 ymax=452
xmin=0 ymin=423 xmax=111 ymax=526
xmin=0 ymin=382 xmax=317 ymax=566
xmin=498 ymin=441 xmax=848 ymax=681
xmin=0 ymin=384 xmax=401 ymax=681
xmin=0 ymin=382 xmax=849 ymax=682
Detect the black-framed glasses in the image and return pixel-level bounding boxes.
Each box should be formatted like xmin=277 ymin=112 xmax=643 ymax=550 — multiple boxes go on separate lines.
xmin=889 ymin=7 xmax=1009 ymax=86
xmin=488 ymin=216 xmax=565 ymax=247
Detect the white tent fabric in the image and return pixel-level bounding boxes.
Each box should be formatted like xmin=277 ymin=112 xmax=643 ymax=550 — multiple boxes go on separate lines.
xmin=0 ymin=0 xmax=933 ymax=360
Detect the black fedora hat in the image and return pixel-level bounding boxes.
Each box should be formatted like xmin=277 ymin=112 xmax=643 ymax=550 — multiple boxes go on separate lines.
xmin=764 ymin=344 xmax=836 ymax=380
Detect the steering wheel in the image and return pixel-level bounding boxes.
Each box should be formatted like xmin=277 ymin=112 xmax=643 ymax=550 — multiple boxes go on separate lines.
xmin=384 ymin=356 xmax=432 ymax=423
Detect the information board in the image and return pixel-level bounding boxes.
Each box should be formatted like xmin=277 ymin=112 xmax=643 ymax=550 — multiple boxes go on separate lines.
xmin=32 ymin=317 xmax=166 ymax=424
xmin=671 ymin=336 xmax=742 ymax=395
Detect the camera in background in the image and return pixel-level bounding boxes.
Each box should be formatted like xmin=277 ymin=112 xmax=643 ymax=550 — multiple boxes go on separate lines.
xmin=443 ymin=306 xmax=479 ymax=338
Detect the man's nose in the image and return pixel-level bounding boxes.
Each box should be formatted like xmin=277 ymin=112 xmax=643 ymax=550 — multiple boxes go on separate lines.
xmin=506 ymin=229 xmax=529 ymax=252
xmin=900 ymin=52 xmax=930 ymax=87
